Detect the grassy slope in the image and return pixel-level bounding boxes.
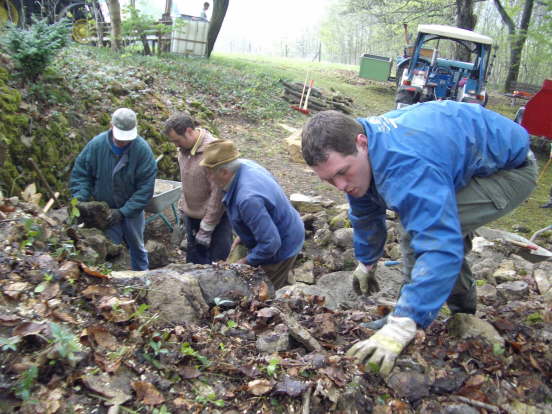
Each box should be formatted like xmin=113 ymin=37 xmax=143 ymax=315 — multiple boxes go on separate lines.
xmin=69 ymin=48 xmax=552 ymax=236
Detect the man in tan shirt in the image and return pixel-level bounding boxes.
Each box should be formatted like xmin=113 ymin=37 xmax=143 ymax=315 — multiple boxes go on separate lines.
xmin=164 ymin=113 xmax=232 ymax=264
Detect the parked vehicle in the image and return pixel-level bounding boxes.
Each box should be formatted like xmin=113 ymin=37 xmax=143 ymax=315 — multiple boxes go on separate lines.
xmin=395 ymin=24 xmax=493 ymax=108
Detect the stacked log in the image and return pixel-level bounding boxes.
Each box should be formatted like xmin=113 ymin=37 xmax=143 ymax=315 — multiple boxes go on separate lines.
xmin=281 ymin=80 xmax=354 ymax=114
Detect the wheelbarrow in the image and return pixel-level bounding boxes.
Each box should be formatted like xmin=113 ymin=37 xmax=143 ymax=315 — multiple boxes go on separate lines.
xmin=145 ymin=179 xmax=181 ymax=232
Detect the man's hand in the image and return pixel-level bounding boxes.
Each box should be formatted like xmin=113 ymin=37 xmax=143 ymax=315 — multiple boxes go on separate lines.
xmin=195 ymin=228 xmax=212 ymax=247
xmin=346 ymin=315 xmax=416 ymax=376
xmin=352 ymin=262 xmax=380 ymax=295
xmin=106 ymin=209 xmax=123 ymax=227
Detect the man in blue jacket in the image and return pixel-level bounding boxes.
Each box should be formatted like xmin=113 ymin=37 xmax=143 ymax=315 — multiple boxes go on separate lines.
xmin=301 ymin=101 xmax=537 ymax=375
xmin=199 ymin=139 xmax=304 ymax=289
xmin=70 ymin=108 xmax=157 ymax=270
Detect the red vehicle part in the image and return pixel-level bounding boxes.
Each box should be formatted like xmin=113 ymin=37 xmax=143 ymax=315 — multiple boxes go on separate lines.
xmin=521 ymin=79 xmax=552 ymax=140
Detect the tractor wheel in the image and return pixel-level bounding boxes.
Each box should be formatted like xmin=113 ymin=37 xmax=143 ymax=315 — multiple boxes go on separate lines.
xmin=395 ymin=89 xmax=417 ymax=109
xmin=0 ymin=0 xmax=19 ymax=25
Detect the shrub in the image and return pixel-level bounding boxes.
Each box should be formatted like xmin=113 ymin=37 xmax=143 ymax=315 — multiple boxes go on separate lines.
xmin=0 ymin=17 xmax=71 ymax=82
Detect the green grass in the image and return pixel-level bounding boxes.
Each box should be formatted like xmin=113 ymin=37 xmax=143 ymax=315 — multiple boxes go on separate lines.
xmin=60 ymin=46 xmax=551 ymax=236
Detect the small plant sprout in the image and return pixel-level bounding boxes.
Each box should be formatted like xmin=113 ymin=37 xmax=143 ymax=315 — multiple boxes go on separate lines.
xmin=180 ymin=342 xmax=211 ymax=367
xmin=195 ymin=392 xmax=225 ymax=408
xmin=14 ymin=365 xmax=39 ymax=401
xmin=69 ymin=198 xmax=80 ymax=223
xmin=226 ymin=320 xmax=237 ymax=328
xmin=48 ymin=322 xmax=81 ymax=362
xmin=0 ymin=336 xmax=21 ymax=351
xmin=265 ymin=358 xmax=280 ymax=378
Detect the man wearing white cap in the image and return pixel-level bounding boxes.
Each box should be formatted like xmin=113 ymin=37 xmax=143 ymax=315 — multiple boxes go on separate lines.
xmin=70 ymin=108 xmax=157 ymax=270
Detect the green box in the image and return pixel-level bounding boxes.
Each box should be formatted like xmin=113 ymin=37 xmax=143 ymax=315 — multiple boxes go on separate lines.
xmin=359 ymin=54 xmax=392 ymax=81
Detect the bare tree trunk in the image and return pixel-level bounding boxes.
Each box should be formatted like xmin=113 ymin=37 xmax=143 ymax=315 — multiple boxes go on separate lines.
xmin=455 ymin=0 xmax=477 ymax=61
xmin=206 ymin=0 xmax=229 ymax=58
xmin=492 ymin=0 xmax=535 ymax=91
xmin=108 ymin=0 xmax=122 ymax=51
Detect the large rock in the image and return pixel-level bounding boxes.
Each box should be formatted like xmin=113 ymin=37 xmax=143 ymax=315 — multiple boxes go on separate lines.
xmin=534 ymin=263 xmax=552 ymax=295
xmin=276 ymin=283 xmax=339 ymax=310
xmin=496 ymin=280 xmax=529 ymax=301
xmin=315 ymin=271 xmax=358 ymax=308
xmin=447 ymin=313 xmax=504 ymax=347
xmin=146 ymin=240 xmax=169 ymax=269
xmin=290 ymin=260 xmax=315 ymax=284
xmin=333 ymin=228 xmax=354 ymax=249
xmin=290 ymin=193 xmax=334 ymax=214
xmin=110 ymin=264 xmax=273 ymax=325
xmin=284 ymin=128 xmax=304 ymax=164
xmin=256 ymin=323 xmax=289 ymax=353
xmin=386 ymin=371 xmax=430 ymax=402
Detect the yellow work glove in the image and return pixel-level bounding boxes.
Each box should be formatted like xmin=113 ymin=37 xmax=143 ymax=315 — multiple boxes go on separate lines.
xmin=346 ymin=315 xmax=416 ymax=376
xmin=352 ymin=262 xmax=380 ymax=295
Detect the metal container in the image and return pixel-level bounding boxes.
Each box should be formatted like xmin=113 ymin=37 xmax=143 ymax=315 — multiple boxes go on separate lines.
xmin=145 ymin=179 xmax=182 ymax=214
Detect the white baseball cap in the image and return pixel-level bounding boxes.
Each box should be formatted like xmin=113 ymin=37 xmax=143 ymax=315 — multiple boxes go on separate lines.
xmin=111 ymin=108 xmax=138 ymax=141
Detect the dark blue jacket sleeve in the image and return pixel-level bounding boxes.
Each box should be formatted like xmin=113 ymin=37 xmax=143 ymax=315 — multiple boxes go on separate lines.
xmin=239 ymin=196 xmax=282 ymax=266
xmin=119 ymin=145 xmax=157 ymax=218
xmin=70 ymin=143 xmax=94 ymax=202
xmin=348 ymin=193 xmax=387 ymax=266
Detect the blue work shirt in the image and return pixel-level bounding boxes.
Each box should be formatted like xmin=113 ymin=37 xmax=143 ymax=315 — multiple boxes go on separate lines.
xmin=349 ymin=101 xmax=529 ymax=328
xmin=223 ymin=160 xmax=304 ymax=266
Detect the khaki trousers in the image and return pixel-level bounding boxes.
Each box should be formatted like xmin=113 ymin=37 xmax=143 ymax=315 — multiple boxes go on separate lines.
xmin=398 ymin=154 xmax=538 ymax=314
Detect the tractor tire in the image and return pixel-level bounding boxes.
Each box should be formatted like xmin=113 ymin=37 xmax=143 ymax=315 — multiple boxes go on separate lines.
xmin=395 ymin=89 xmax=417 ymax=109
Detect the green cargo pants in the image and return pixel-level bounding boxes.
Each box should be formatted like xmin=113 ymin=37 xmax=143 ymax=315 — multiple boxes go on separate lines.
xmin=398 ymin=153 xmax=538 ymax=314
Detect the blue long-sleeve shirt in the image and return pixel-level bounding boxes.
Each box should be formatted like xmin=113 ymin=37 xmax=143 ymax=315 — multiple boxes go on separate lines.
xmin=350 ymin=101 xmax=529 ymax=328
xmin=223 ymin=160 xmax=304 ymax=266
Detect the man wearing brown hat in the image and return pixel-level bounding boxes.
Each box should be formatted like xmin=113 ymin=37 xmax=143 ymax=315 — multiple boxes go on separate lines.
xmin=70 ymin=108 xmax=157 ymax=270
xmin=200 ymin=139 xmax=305 ymax=288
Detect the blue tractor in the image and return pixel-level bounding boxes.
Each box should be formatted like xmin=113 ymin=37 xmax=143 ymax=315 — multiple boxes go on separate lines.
xmin=395 ymin=24 xmax=494 ymax=108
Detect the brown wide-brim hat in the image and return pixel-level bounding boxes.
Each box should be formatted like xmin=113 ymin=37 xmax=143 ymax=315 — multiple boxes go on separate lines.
xmin=199 ymin=139 xmax=240 ymax=168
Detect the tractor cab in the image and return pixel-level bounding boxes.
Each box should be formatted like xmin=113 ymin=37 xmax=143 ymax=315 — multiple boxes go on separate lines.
xmin=395 ymin=24 xmax=493 ymax=108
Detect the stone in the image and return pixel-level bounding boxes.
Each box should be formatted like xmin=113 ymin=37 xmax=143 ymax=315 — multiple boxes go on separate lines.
xmin=284 ymin=128 xmax=304 ymax=164
xmin=146 ymin=270 xmax=209 ymax=325
xmin=319 ymin=248 xmax=345 ymax=272
xmin=443 ymin=404 xmax=479 ymax=414
xmin=329 ymin=211 xmax=349 ymax=230
xmin=145 ymin=240 xmax=169 ymax=269
xmin=290 ymin=260 xmax=315 ymax=284
xmin=313 ymin=227 xmax=332 ymax=247
xmin=493 ymin=260 xmax=517 ymax=283
xmin=477 ymin=283 xmax=497 ymax=304
xmin=334 ymin=376 xmax=374 ymax=413
xmin=290 ymin=193 xmax=333 ymax=214
xmin=496 ymin=280 xmax=529 ymax=301
xmin=534 ymin=267 xmax=551 ymax=295
xmin=447 ymin=313 xmax=505 ymax=347
xmin=276 ymin=283 xmax=338 ymax=310
xmin=256 ymin=324 xmax=289 ymax=353
xmin=386 ymin=371 xmax=430 ymax=402
xmin=385 ymin=242 xmax=401 ymax=260
xmin=316 ymin=271 xmax=358 ymax=309
xmin=77 ymin=201 xmax=112 ymax=229
xmin=333 ymin=228 xmax=354 ymax=249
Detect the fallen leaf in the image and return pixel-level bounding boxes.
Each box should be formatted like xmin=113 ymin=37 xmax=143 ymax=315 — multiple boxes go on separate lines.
xmin=87 ymin=325 xmax=119 ymax=350
xmin=40 ymin=282 xmax=60 ymax=300
xmin=131 ymin=381 xmax=165 ymax=405
xmin=79 ymin=262 xmax=109 ymax=279
xmin=58 ymin=261 xmax=80 ymax=280
xmin=82 ymin=372 xmax=131 ymax=405
xmin=257 ymin=281 xmax=269 ymax=301
xmin=94 ymin=352 xmax=122 ymax=373
xmin=0 ymin=313 xmax=23 ymax=326
xmin=274 ymin=376 xmax=310 ymax=397
xmin=247 ymin=379 xmax=273 ymax=396
xmin=4 ymin=282 xmax=30 ymax=299
xmin=0 ymin=204 xmax=16 ymax=213
xmin=13 ymin=321 xmax=48 ymax=337
xmin=51 ymin=309 xmax=77 ymax=324
xmin=82 ymin=285 xmax=118 ymax=298
xmin=180 ymin=364 xmax=202 ymax=379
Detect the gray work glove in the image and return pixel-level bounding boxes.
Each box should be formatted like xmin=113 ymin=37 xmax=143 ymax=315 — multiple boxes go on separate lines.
xmin=195 ymin=228 xmax=212 ymax=247
xmin=346 ymin=315 xmax=416 ymax=376
xmin=106 ymin=209 xmax=123 ymax=227
xmin=352 ymin=262 xmax=380 ymax=295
